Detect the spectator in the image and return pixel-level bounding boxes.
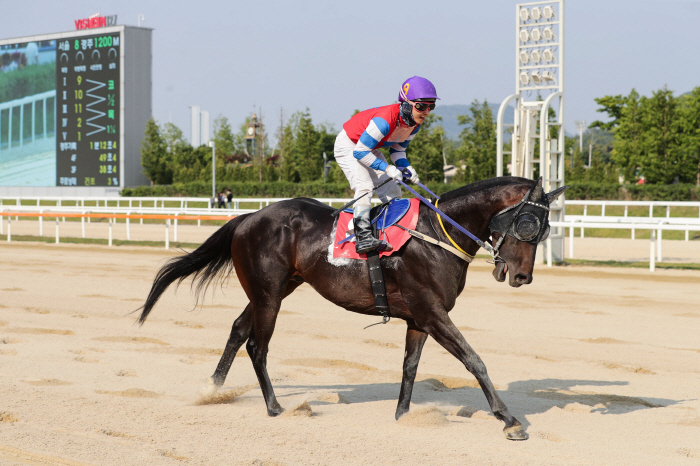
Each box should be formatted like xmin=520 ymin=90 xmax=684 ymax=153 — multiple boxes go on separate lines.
xmin=226 ymin=189 xmax=233 ymax=209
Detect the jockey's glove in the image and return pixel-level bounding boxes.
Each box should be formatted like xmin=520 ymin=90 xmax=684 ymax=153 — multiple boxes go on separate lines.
xmin=385 ymin=165 xmax=404 ymax=182
xmin=404 ymin=166 xmax=420 ymax=184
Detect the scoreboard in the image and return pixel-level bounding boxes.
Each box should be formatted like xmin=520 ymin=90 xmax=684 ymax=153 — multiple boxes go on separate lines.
xmin=56 ymin=33 xmax=121 ymax=187
xmin=0 ymin=25 xmax=151 ymax=195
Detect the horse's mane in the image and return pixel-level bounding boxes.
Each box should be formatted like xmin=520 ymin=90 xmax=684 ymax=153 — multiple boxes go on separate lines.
xmin=437 ymin=176 xmax=535 ymax=202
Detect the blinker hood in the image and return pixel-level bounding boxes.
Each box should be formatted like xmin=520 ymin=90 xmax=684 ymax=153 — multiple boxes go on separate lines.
xmin=488 ymin=181 xmax=551 ymax=245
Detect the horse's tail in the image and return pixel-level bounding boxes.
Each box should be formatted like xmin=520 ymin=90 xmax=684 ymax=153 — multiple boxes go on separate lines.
xmin=137 ymin=213 xmax=251 ymax=325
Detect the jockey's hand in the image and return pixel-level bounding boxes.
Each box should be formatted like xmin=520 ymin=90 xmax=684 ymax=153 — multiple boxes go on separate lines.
xmin=385 ymin=165 xmax=403 ymax=182
xmin=403 ymin=166 xmax=420 ymax=184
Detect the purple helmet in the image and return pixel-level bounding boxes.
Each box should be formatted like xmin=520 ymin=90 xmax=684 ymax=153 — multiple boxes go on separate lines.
xmin=398 ymin=76 xmax=440 ymax=102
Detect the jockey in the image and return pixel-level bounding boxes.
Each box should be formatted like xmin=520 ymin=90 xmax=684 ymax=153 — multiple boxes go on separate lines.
xmin=334 ymin=76 xmax=439 ymax=254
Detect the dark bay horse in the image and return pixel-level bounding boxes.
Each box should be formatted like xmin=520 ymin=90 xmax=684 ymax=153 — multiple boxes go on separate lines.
xmin=138 ymin=176 xmax=566 ymax=441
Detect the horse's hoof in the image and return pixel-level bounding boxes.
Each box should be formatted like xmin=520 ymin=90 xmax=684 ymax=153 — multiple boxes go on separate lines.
xmin=504 ymin=423 xmax=528 ymax=441
xmin=197 ymin=377 xmax=219 ymax=399
xmin=395 ymin=407 xmax=408 ymax=420
xmin=267 ymin=402 xmax=284 ymax=417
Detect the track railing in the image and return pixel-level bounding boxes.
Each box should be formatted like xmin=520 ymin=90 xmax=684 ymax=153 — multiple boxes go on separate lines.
xmin=0 ymin=209 xmax=246 ymax=249
xmin=547 ymin=220 xmax=699 ymax=271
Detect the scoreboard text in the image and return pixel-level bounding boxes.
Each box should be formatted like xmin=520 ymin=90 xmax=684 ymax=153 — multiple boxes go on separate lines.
xmin=56 ymin=33 xmax=120 ymax=187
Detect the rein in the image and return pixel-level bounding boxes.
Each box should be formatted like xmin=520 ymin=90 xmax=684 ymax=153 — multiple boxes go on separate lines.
xmin=397 ymin=179 xmax=498 ymax=259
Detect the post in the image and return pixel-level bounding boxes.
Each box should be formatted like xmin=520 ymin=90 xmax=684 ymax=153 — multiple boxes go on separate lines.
xmin=569 ymin=225 xmax=574 ymax=258
xmin=39 ymin=212 xmax=43 ymax=236
xmin=209 ymin=141 xmax=216 ymax=200
xmin=109 ymin=218 xmax=113 ymax=247
xmin=126 ymin=214 xmax=131 ymax=240
xmin=649 ymin=230 xmax=656 ymax=272
xmin=165 ymin=219 xmax=170 ymax=249
xmin=55 ymin=217 xmax=59 ymax=244
xmin=7 ymin=216 xmax=11 ymax=242
xmin=174 ymin=216 xmax=178 ymax=242
xmin=546 ymin=237 xmax=553 ymax=267
xmin=81 ymin=214 xmax=86 ymax=238
xmin=657 ymin=226 xmax=662 ymax=262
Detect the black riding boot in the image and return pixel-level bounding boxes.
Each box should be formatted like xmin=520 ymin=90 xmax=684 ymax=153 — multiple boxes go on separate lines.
xmin=354 ymin=207 xmax=382 ymax=254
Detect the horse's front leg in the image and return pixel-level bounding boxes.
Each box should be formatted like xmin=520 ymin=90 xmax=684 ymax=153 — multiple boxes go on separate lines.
xmin=416 ymin=310 xmax=528 ymax=440
xmin=395 ymin=322 xmax=428 ymax=420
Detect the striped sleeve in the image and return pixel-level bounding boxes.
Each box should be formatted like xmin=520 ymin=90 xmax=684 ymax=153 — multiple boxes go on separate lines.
xmin=389 ymin=125 xmax=420 ymax=167
xmin=353 ymin=117 xmax=390 ymax=171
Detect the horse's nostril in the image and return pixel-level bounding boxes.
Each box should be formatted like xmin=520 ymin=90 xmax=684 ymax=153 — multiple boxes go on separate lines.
xmin=514 ymin=273 xmax=529 ymax=283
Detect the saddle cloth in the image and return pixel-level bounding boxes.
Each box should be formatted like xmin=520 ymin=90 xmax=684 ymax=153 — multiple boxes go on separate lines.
xmin=333 ymin=198 xmax=420 ymax=260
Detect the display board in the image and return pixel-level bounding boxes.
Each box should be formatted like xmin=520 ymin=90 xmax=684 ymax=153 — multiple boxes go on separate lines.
xmin=56 ymin=33 xmax=120 ymax=187
xmin=0 ymin=26 xmax=151 ymax=193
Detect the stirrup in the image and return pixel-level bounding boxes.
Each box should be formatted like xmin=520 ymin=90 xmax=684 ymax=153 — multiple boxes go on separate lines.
xmin=355 ymin=238 xmax=383 ymax=254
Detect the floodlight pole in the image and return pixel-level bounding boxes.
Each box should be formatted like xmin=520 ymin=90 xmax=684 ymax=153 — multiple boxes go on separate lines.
xmin=496 ymin=0 xmax=566 ymax=263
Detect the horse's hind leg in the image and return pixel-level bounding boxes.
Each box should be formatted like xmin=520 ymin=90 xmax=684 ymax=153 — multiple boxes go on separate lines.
xmin=210 ymin=305 xmax=253 ymax=387
xmin=395 ymin=322 xmax=428 ymax=420
xmin=246 ymin=295 xmax=284 ymax=416
xmin=210 ymin=279 xmax=303 ymax=389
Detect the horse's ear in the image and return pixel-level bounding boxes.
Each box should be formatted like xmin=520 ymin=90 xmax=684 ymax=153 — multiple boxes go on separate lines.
xmin=546 ymin=185 xmax=568 ymax=205
xmin=531 ymin=176 xmax=544 ymax=200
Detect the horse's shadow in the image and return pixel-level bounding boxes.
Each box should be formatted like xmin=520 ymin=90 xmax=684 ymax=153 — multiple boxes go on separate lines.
xmin=273 ymin=377 xmax=681 ymax=427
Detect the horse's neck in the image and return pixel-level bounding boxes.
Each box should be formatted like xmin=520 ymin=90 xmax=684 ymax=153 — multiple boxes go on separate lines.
xmin=438 ymin=184 xmax=530 ymax=243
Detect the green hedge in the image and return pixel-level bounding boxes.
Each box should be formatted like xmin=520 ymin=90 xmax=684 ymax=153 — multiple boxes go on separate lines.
xmin=567 ymin=182 xmax=700 ymax=201
xmin=121 ymin=180 xmax=700 ymax=201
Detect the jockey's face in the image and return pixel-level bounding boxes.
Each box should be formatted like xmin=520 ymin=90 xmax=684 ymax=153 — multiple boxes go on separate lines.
xmin=410 ymin=100 xmax=435 ymax=125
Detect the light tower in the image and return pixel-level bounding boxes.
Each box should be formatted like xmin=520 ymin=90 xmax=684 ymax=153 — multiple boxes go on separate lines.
xmin=496 ymin=0 xmax=566 ymax=263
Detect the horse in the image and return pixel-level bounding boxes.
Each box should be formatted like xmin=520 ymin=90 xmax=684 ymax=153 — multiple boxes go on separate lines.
xmin=137 ymin=176 xmax=566 ymax=441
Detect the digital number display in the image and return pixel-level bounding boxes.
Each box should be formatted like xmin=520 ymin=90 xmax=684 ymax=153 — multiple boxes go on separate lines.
xmin=56 ymin=34 xmax=120 ymax=187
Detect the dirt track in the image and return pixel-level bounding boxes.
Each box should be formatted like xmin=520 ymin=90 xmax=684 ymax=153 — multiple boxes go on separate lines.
xmin=1 ymin=241 xmax=699 ymax=465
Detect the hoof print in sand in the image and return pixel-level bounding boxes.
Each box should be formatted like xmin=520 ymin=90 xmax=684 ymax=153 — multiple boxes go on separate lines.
xmin=96 ymin=388 xmax=160 ymax=398
xmin=281 ymin=400 xmax=313 ymax=417
xmin=0 ymin=412 xmax=20 ymax=423
xmin=316 ymin=392 xmax=350 ymax=404
xmin=397 ymin=406 xmax=449 ymax=427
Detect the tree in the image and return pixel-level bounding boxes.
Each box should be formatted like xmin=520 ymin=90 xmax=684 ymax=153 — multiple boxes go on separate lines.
xmin=140 ymin=119 xmax=172 ymax=185
xmin=639 ymin=87 xmax=679 ymax=184
xmin=162 ymin=122 xmax=188 ymax=155
xmin=453 ymin=100 xmax=497 ymax=183
xmin=677 ymin=87 xmax=700 ymax=185
xmin=292 ymin=110 xmax=321 ymax=182
xmin=405 ymin=113 xmax=444 ymax=183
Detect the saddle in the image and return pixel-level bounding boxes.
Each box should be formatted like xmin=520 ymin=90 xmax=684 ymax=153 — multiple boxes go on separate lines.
xmin=334 ymin=198 xmax=418 ymax=257
xmin=332 ymin=198 xmax=420 ymax=325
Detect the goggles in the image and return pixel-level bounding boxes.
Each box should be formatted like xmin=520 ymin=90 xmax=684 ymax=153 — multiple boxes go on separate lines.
xmin=412 ymin=101 xmax=436 ymax=112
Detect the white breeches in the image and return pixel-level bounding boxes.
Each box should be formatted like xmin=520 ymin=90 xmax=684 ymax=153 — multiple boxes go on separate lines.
xmin=334 ymin=129 xmax=402 ymax=208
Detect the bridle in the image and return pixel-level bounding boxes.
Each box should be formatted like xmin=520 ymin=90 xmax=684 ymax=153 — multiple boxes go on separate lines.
xmin=488 ymin=185 xmax=551 ymax=262
xmin=397 ymin=179 xmax=551 ymax=264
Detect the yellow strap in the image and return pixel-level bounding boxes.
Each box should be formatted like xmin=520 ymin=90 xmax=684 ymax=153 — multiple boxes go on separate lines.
xmin=435 ymin=199 xmax=474 ymax=259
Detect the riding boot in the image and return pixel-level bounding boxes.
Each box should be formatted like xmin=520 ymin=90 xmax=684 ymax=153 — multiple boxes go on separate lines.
xmin=353 ymin=206 xmax=383 ymax=254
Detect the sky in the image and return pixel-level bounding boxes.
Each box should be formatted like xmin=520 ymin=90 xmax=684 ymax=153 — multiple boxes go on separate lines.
xmin=2 ymin=0 xmax=699 ymax=146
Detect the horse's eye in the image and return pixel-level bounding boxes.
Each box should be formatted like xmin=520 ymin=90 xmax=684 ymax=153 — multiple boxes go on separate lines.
xmin=515 ymin=213 xmax=539 ymax=241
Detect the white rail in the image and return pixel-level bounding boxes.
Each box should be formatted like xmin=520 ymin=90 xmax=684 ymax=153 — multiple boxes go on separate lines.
xmin=548 ymin=220 xmax=700 ymax=271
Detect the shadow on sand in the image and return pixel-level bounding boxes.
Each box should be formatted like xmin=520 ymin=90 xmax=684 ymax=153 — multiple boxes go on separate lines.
xmin=272 ymin=377 xmax=681 ymax=427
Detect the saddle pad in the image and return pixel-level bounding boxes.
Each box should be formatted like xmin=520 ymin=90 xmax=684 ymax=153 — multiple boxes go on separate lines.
xmin=333 ymin=198 xmax=420 ymax=260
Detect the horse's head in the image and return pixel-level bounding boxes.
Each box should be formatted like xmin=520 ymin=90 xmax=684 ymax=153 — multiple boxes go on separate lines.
xmin=489 ymin=177 xmax=567 ymax=287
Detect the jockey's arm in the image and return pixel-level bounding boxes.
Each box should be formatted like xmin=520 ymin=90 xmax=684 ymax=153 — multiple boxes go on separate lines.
xmin=352 ymin=117 xmax=391 ymax=171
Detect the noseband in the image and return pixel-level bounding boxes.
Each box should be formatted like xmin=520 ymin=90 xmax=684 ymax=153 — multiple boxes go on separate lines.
xmin=488 ymin=185 xmax=550 ymax=262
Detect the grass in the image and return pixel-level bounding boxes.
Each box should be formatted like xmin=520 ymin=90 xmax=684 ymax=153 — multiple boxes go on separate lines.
xmin=553 ymin=258 xmax=700 ymax=271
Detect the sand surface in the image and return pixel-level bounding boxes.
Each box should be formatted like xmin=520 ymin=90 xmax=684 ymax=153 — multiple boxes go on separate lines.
xmin=1 ymin=240 xmax=699 ymax=465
